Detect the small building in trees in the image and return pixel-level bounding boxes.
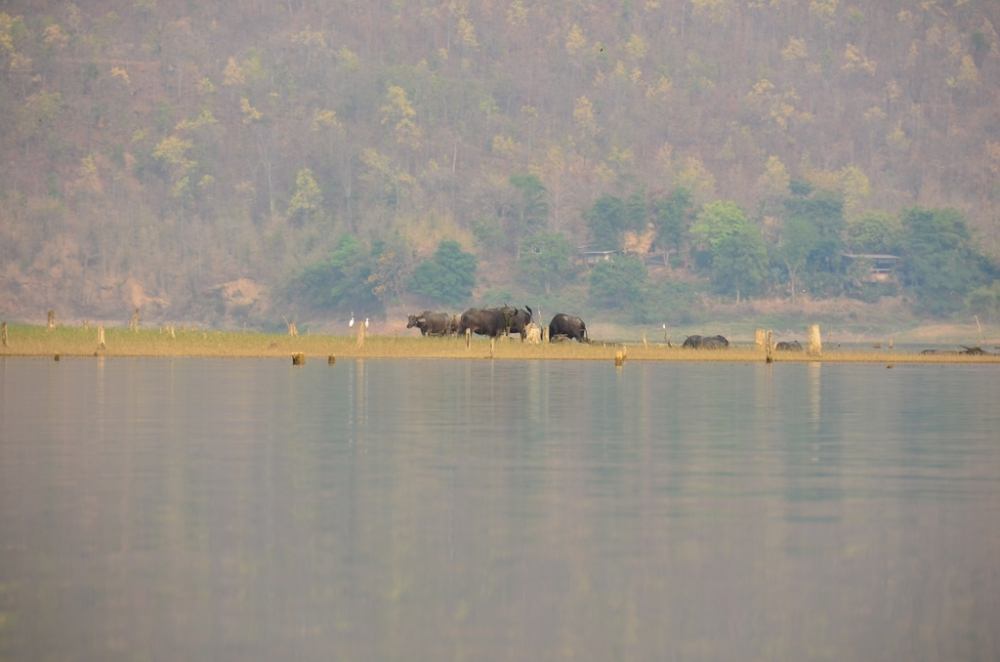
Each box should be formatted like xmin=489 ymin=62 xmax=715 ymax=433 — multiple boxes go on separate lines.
xmin=841 ymin=253 xmax=901 ymax=283
xmin=577 ymin=248 xmax=620 ymax=266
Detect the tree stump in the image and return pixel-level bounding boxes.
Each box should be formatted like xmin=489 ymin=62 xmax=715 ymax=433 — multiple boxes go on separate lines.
xmin=47 ymin=310 xmax=56 ymax=329
xmin=807 ymin=324 xmax=822 ymax=356
xmin=755 ymin=328 xmax=767 ymax=350
xmin=97 ymin=325 xmax=106 ymax=350
xmin=292 ymin=353 xmax=305 ymax=365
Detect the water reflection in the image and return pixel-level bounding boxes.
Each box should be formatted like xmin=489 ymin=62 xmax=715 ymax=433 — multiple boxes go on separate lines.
xmin=0 ymin=359 xmax=998 ymax=661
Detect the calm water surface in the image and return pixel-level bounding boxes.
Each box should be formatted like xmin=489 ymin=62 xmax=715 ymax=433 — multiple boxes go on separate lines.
xmin=1 ymin=357 xmax=998 ymax=661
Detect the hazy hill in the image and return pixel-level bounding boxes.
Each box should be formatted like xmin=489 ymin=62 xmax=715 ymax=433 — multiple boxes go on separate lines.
xmin=0 ymin=1 xmax=997 ymax=327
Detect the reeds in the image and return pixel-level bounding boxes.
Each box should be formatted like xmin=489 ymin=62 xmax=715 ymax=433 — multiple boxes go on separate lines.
xmin=1 ymin=323 xmax=997 ymax=364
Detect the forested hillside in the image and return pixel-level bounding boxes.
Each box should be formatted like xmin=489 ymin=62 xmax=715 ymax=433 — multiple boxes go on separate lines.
xmin=1 ymin=1 xmax=998 ymax=327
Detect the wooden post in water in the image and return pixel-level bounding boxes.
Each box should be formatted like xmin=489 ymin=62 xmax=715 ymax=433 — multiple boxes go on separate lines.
xmin=1 ymin=321 xmax=7 ymax=348
xmin=328 ymin=355 xmax=336 ymax=365
xmin=489 ymin=336 xmax=496 ymax=358
xmin=465 ymin=327 xmax=471 ymax=349
xmin=97 ymin=325 xmax=106 ymax=350
xmin=807 ymin=324 xmax=822 ymax=356
xmin=292 ymin=352 xmax=305 ymax=365
xmin=765 ymin=330 xmax=774 ymax=363
xmin=356 ymin=321 xmax=365 ymax=348
xmin=47 ymin=310 xmax=55 ymax=329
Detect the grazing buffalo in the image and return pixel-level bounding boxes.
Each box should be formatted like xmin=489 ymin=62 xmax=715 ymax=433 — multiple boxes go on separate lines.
xmin=548 ymin=313 xmax=589 ymax=343
xmin=458 ymin=307 xmax=509 ymax=338
xmin=458 ymin=305 xmax=534 ymax=339
xmin=507 ymin=305 xmax=533 ymax=341
xmin=406 ymin=311 xmax=457 ymax=336
xmin=922 ymin=346 xmax=991 ymax=356
xmin=683 ymin=334 xmax=729 ymax=349
xmin=775 ymin=340 xmax=803 ymax=352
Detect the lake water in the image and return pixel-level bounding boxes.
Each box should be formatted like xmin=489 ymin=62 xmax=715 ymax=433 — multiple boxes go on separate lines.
xmin=1 ymin=357 xmax=998 ymax=661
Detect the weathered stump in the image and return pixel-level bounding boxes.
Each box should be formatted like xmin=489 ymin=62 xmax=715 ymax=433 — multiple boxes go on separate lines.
xmin=328 ymin=355 xmax=336 ymax=365
xmin=292 ymin=352 xmax=305 ymax=365
xmin=755 ymin=328 xmax=767 ymax=350
xmin=356 ymin=322 xmax=365 ymax=348
xmin=97 ymin=325 xmax=106 ymax=350
xmin=47 ymin=310 xmax=56 ymax=329
xmin=765 ymin=330 xmax=774 ymax=363
xmin=807 ymin=324 xmax=822 ymax=356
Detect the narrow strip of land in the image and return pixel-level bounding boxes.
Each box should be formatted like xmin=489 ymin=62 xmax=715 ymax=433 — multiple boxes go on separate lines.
xmin=1 ymin=325 xmax=997 ymax=364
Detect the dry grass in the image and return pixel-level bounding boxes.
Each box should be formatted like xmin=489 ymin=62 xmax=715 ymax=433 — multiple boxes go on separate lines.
xmin=2 ymin=324 xmax=999 ymax=365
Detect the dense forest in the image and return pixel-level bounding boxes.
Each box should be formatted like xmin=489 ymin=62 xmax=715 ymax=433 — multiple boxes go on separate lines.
xmin=1 ymin=0 xmax=998 ymax=329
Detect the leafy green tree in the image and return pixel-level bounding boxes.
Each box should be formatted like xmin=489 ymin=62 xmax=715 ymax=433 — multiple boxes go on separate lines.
xmin=774 ymin=215 xmax=820 ymax=302
xmin=900 ymin=208 xmax=991 ymax=316
xmin=650 ymin=187 xmax=693 ymax=265
xmin=585 ymin=195 xmax=628 ymax=249
xmin=517 ymin=232 xmax=574 ymax=294
xmin=690 ymin=201 xmax=768 ymax=297
xmin=782 ymin=191 xmax=845 ymax=270
xmin=589 ymin=254 xmax=647 ymax=309
xmin=289 ymin=234 xmax=382 ymax=315
xmin=409 ymin=240 xmax=477 ymax=305
xmin=845 ymin=212 xmax=902 ymax=254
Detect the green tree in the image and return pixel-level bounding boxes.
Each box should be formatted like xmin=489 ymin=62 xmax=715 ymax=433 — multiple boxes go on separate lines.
xmin=409 ymin=240 xmax=477 ymax=305
xmin=650 ymin=187 xmax=693 ymax=266
xmin=502 ymin=173 xmax=550 ymax=257
xmin=774 ymin=215 xmax=820 ymax=302
xmin=585 ymin=195 xmax=628 ymax=249
xmin=289 ymin=234 xmax=382 ymax=315
xmin=589 ymin=254 xmax=647 ymax=309
xmin=781 ymin=190 xmax=846 ymax=294
xmin=517 ymin=232 xmax=574 ymax=294
xmin=691 ymin=201 xmax=768 ymax=298
xmin=900 ymin=208 xmax=991 ymax=316
xmin=845 ymin=212 xmax=902 ymax=254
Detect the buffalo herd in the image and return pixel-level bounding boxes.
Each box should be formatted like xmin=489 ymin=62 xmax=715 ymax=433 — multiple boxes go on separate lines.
xmin=403 ymin=308 xmax=823 ymax=351
xmin=406 ymin=305 xmax=590 ymax=343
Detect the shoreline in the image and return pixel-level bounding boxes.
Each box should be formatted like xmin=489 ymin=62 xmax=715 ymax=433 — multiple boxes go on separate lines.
xmin=1 ymin=325 xmax=997 ymax=365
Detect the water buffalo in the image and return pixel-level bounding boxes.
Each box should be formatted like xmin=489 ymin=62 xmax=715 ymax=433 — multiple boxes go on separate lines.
xmin=458 ymin=307 xmax=509 ymax=338
xmin=548 ymin=313 xmax=589 ymax=343
xmin=406 ymin=311 xmax=456 ymax=336
xmin=775 ymin=340 xmax=803 ymax=351
xmin=507 ymin=305 xmax=533 ymax=340
xmin=682 ymin=334 xmax=729 ymax=349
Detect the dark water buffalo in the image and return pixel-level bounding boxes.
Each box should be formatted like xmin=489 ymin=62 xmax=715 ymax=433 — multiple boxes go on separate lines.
xmin=507 ymin=306 xmax=533 ymax=340
xmin=459 ymin=305 xmax=534 ymax=339
xmin=922 ymin=346 xmax=991 ymax=356
xmin=775 ymin=340 xmax=803 ymax=352
xmin=683 ymin=334 xmax=729 ymax=349
xmin=548 ymin=313 xmax=589 ymax=342
xmin=458 ymin=307 xmax=509 ymax=338
xmin=406 ymin=311 xmax=457 ymax=336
